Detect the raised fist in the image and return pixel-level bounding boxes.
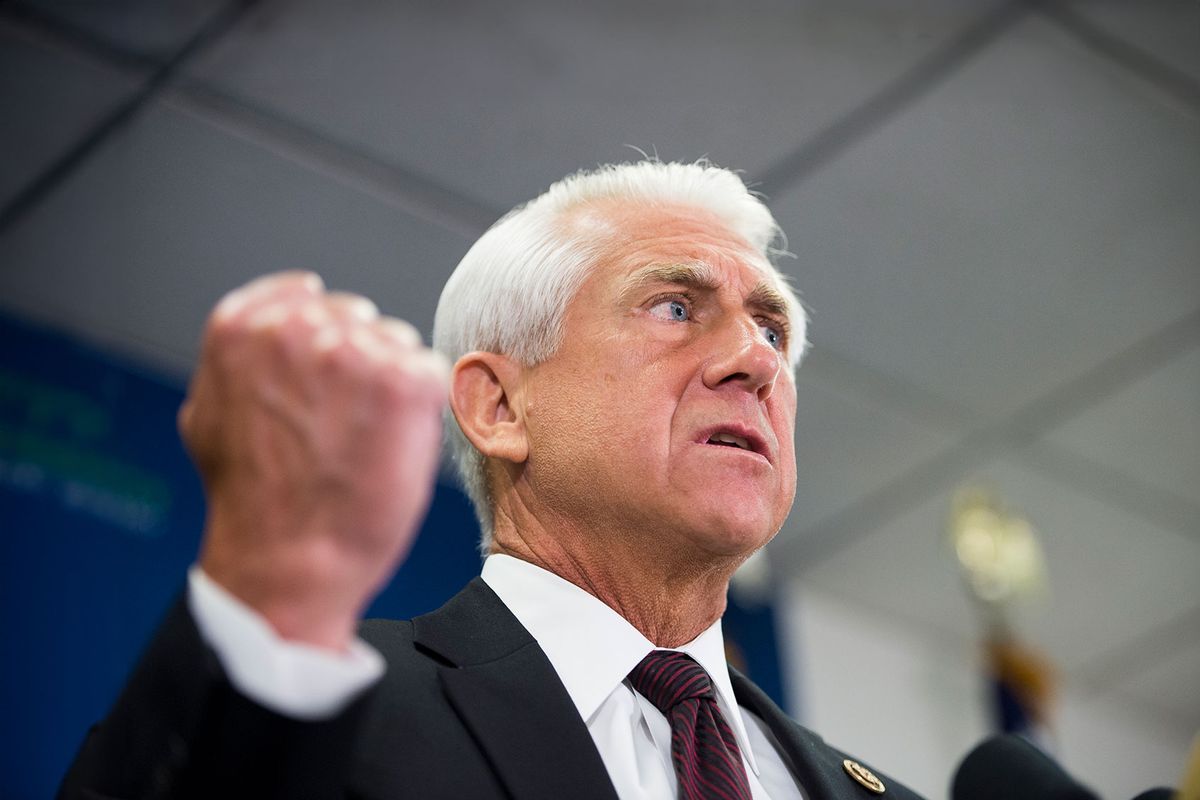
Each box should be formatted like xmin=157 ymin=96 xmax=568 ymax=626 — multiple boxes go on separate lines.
xmin=181 ymin=272 xmax=449 ymax=650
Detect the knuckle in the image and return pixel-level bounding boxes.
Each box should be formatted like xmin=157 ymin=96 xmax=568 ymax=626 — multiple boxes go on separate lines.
xmin=312 ymin=324 xmax=345 ymax=355
xmin=328 ymin=292 xmax=379 ymax=323
xmin=281 ymin=270 xmax=325 ymax=293
xmin=378 ymin=318 xmax=422 ymax=348
xmin=347 ymin=326 xmax=388 ymax=362
xmin=314 ymin=330 xmax=373 ymax=379
xmin=211 ymin=272 xmax=324 ymax=327
xmin=248 ymin=302 xmax=291 ymax=331
xmin=299 ymin=302 xmax=332 ymax=329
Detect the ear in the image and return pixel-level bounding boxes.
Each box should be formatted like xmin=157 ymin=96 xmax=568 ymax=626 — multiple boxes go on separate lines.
xmin=449 ymin=351 xmax=529 ymax=465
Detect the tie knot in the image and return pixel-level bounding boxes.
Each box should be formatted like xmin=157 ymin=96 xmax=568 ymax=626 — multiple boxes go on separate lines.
xmin=628 ymin=650 xmax=715 ymax=713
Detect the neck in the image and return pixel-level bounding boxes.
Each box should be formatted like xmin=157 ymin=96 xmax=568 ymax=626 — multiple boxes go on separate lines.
xmin=490 ymin=504 xmax=741 ymax=648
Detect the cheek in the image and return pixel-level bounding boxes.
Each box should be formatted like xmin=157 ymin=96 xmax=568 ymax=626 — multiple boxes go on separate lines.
xmin=773 ymin=393 xmax=798 ymax=480
xmin=779 ymin=439 xmax=798 ymax=499
xmin=531 ymin=335 xmax=690 ymax=462
xmin=529 ymin=366 xmax=640 ymax=458
xmin=529 ymin=380 xmax=597 ymax=447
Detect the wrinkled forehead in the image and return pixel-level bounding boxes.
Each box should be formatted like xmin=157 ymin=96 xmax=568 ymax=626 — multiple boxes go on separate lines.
xmin=617 ymin=258 xmax=790 ymax=313
xmin=564 ymin=199 xmax=804 ymax=335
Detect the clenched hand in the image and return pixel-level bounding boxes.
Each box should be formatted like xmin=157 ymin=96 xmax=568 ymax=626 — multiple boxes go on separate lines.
xmin=181 ymin=272 xmax=449 ymax=651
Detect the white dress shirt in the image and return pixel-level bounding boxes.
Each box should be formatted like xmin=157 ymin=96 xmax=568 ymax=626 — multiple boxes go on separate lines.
xmin=188 ymin=556 xmax=804 ymax=799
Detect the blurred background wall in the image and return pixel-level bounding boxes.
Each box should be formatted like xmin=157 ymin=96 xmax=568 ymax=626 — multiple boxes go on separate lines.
xmin=1 ymin=1 xmax=1197 ymax=797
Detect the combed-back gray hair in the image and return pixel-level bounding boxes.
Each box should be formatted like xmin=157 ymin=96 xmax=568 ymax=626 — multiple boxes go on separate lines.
xmin=432 ymin=160 xmax=806 ymax=553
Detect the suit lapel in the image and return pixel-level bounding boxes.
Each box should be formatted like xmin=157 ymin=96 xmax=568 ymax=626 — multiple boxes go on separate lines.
xmin=731 ymin=668 xmax=887 ymax=799
xmin=413 ymin=579 xmax=618 ymax=800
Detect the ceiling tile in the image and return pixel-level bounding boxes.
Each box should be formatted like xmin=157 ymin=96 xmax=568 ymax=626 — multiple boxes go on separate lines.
xmin=0 ymin=100 xmax=473 ymax=376
xmin=0 ymin=23 xmax=140 ymax=208
xmin=187 ymin=0 xmax=991 ymax=211
xmin=1113 ymin=635 xmax=1200 ymax=729
xmin=780 ymin=367 xmax=959 ymax=537
xmin=1046 ymin=342 xmax=1200 ymax=509
xmin=769 ymin=15 xmax=1200 ymax=419
xmin=16 ymin=0 xmax=227 ymax=60
xmin=798 ymin=457 xmax=1200 ymax=674
xmin=1066 ymin=0 xmax=1200 ymax=84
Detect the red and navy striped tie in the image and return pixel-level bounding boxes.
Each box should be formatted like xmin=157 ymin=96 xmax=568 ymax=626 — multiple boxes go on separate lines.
xmin=628 ymin=650 xmax=753 ymax=800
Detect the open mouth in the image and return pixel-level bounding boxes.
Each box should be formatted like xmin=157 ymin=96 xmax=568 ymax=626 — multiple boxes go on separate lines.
xmin=707 ymin=432 xmax=752 ymax=451
xmin=699 ymin=426 xmax=769 ymax=461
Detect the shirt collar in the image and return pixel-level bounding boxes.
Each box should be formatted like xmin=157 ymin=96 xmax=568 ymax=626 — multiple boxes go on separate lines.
xmin=480 ymin=553 xmax=761 ymax=777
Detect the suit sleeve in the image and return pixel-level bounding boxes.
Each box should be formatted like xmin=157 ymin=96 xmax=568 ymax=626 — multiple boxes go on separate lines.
xmin=186 ymin=567 xmax=384 ymax=719
xmin=57 ymin=595 xmax=378 ymax=800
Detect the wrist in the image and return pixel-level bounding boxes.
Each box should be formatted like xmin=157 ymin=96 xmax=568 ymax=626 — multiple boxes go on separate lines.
xmin=199 ymin=547 xmax=365 ymax=652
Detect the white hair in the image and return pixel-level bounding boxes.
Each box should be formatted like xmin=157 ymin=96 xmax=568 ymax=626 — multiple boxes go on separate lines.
xmin=431 ymin=160 xmax=807 ymax=552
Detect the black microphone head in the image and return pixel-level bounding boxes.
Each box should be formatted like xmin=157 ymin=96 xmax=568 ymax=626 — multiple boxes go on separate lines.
xmin=952 ymin=735 xmax=1100 ymax=800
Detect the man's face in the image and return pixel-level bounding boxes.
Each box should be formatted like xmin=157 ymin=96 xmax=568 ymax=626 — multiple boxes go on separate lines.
xmin=517 ymin=202 xmax=797 ymax=562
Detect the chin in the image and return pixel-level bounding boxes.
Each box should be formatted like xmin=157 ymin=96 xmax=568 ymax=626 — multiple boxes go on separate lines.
xmin=675 ymin=496 xmax=781 ymax=558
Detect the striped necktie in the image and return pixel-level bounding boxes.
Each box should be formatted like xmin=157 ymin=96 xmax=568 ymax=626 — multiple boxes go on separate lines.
xmin=628 ymin=650 xmax=753 ymax=800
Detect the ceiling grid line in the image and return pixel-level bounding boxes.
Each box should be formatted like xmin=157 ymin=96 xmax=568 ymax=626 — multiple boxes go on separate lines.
xmin=751 ymin=0 xmax=1033 ymax=198
xmin=1038 ymin=0 xmax=1200 ymax=116
xmin=0 ymin=0 xmax=262 ymax=237
xmin=0 ymin=0 xmax=530 ymax=243
xmin=797 ymin=343 xmax=1200 ymax=547
xmin=781 ymin=308 xmax=1200 ymax=567
xmin=800 ymin=346 xmax=980 ymax=433
xmin=0 ymin=0 xmax=161 ymax=72
xmin=162 ymin=81 xmax=501 ymax=239
xmin=997 ymin=309 xmax=1200 ymax=446
xmin=1019 ymin=441 xmax=1200 ymax=544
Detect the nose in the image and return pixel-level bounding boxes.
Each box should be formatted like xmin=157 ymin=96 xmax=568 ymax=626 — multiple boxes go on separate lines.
xmin=701 ymin=316 xmax=782 ymax=402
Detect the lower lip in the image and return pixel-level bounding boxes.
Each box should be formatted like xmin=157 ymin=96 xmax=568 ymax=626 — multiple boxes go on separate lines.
xmin=698 ymin=442 xmax=770 ymax=465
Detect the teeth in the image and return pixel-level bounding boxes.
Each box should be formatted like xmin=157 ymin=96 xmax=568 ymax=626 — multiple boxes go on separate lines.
xmin=709 ymin=432 xmax=750 ymax=450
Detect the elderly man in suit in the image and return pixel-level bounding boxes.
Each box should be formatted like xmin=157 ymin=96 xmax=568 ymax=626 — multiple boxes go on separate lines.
xmin=60 ymin=161 xmax=923 ymax=799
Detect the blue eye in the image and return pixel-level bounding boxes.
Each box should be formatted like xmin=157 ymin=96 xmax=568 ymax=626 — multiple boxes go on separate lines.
xmin=651 ymin=299 xmax=690 ymax=322
xmin=760 ymin=322 xmax=784 ymax=351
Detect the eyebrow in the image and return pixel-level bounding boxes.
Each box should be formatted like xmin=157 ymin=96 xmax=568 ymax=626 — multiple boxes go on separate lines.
xmin=620 ymin=262 xmax=721 ymax=294
xmin=620 ymin=262 xmax=792 ymax=322
xmin=745 ymin=283 xmax=791 ymax=322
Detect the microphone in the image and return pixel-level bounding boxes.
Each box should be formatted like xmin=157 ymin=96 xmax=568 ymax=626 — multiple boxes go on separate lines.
xmin=952 ymin=735 xmax=1098 ymax=800
xmin=952 ymin=736 xmax=1176 ymax=800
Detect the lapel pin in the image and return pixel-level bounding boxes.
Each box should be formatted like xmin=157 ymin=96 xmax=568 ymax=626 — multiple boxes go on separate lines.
xmin=842 ymin=759 xmax=886 ymax=794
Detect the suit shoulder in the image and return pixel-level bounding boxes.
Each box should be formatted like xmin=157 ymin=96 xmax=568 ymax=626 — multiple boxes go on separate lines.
xmin=778 ymin=721 xmax=927 ymax=799
xmin=358 ymin=617 xmax=415 ymax=655
xmin=824 ymin=740 xmax=927 ymax=800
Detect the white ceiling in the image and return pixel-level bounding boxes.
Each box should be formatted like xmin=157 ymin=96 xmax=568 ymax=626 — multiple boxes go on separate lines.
xmin=1 ymin=0 xmax=1197 ymax=737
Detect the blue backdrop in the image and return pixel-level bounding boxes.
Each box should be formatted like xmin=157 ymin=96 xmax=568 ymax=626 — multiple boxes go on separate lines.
xmin=0 ymin=312 xmax=786 ymax=799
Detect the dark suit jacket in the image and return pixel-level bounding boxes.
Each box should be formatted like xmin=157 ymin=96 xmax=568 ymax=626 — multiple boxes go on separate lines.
xmin=59 ymin=578 xmax=925 ymax=800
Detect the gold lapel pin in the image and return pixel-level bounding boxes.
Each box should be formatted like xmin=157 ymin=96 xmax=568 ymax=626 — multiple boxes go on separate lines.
xmin=842 ymin=759 xmax=886 ymax=794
